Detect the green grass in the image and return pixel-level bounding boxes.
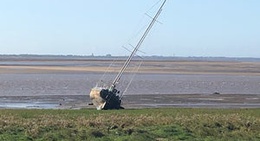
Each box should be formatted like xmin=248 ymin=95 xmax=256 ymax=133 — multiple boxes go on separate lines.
xmin=0 ymin=108 xmax=260 ymax=141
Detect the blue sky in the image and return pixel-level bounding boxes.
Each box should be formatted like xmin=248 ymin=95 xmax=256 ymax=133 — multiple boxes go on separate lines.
xmin=0 ymin=0 xmax=260 ymax=57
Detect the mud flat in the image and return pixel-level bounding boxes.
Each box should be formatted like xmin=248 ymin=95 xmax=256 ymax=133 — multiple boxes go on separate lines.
xmin=0 ymin=94 xmax=259 ymax=109
xmin=0 ymin=56 xmax=260 ymax=109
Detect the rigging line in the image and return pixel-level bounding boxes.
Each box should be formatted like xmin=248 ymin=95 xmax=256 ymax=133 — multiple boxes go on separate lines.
xmin=145 ymin=13 xmax=163 ymax=24
xmin=122 ymin=0 xmax=163 ymax=59
xmin=128 ymin=44 xmax=146 ymax=54
xmin=122 ymin=46 xmax=145 ymax=58
xmin=120 ymin=59 xmax=144 ymax=99
xmin=97 ymin=58 xmax=117 ymax=87
xmin=111 ymin=0 xmax=166 ymax=89
xmin=124 ymin=0 xmax=163 ymax=53
xmin=146 ymin=0 xmax=163 ymax=14
xmin=127 ymin=16 xmax=147 ymax=43
xmin=107 ymin=58 xmax=144 ymax=103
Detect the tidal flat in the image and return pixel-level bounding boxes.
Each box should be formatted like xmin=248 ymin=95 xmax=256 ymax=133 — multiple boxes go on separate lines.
xmin=0 ymin=56 xmax=260 ymax=109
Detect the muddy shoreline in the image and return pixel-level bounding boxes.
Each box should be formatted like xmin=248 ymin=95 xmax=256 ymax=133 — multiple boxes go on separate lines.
xmin=0 ymin=57 xmax=260 ymax=109
xmin=0 ymin=94 xmax=259 ymax=109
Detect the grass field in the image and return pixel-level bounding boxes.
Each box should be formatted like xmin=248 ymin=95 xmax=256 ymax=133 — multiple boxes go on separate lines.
xmin=0 ymin=108 xmax=259 ymax=141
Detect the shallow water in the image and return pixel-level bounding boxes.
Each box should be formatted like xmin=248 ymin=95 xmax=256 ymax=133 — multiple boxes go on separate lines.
xmin=1 ymin=59 xmax=260 ymax=109
xmin=0 ymin=73 xmax=260 ymax=96
xmin=0 ymin=94 xmax=259 ymax=109
xmin=0 ymin=102 xmax=58 ymax=109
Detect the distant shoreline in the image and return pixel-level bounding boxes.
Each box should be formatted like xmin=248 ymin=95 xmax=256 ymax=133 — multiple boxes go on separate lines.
xmin=1 ymin=54 xmax=260 ymax=62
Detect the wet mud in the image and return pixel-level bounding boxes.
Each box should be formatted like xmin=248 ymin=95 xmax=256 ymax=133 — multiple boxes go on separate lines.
xmin=0 ymin=57 xmax=260 ymax=109
xmin=0 ymin=94 xmax=259 ymax=109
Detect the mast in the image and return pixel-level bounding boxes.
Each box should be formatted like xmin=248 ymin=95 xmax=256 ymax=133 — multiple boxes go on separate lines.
xmin=110 ymin=0 xmax=167 ymax=89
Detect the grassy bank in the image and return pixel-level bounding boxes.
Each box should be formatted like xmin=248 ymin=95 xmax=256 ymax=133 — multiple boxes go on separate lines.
xmin=0 ymin=108 xmax=259 ymax=141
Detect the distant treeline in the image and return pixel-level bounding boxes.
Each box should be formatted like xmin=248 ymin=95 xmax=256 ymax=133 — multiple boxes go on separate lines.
xmin=0 ymin=54 xmax=260 ymax=62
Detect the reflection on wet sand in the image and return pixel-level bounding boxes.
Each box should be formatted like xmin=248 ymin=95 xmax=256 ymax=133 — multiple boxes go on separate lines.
xmin=0 ymin=94 xmax=259 ymax=109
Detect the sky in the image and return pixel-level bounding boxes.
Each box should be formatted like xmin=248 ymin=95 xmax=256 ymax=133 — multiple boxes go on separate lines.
xmin=0 ymin=0 xmax=260 ymax=58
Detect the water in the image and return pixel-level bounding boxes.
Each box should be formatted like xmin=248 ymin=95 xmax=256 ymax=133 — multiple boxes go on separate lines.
xmin=0 ymin=73 xmax=260 ymax=96
xmin=1 ymin=58 xmax=260 ymax=109
xmin=0 ymin=102 xmax=58 ymax=109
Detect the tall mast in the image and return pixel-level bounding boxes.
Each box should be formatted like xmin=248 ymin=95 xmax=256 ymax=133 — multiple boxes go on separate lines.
xmin=111 ymin=0 xmax=167 ymax=89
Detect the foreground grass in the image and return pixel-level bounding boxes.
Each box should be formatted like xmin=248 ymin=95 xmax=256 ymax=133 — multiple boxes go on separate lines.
xmin=0 ymin=108 xmax=259 ymax=141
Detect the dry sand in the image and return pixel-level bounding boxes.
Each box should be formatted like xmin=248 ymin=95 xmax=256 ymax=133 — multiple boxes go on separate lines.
xmin=0 ymin=57 xmax=260 ymax=109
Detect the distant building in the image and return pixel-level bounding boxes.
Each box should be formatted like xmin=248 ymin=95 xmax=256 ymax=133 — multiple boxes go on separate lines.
xmin=106 ymin=54 xmax=112 ymax=57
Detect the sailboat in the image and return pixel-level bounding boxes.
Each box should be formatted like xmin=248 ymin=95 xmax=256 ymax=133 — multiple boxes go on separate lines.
xmin=89 ymin=0 xmax=166 ymax=110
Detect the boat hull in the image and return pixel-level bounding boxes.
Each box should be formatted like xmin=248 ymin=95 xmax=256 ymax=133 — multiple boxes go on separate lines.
xmin=90 ymin=87 xmax=123 ymax=110
xmin=89 ymin=87 xmax=106 ymax=110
